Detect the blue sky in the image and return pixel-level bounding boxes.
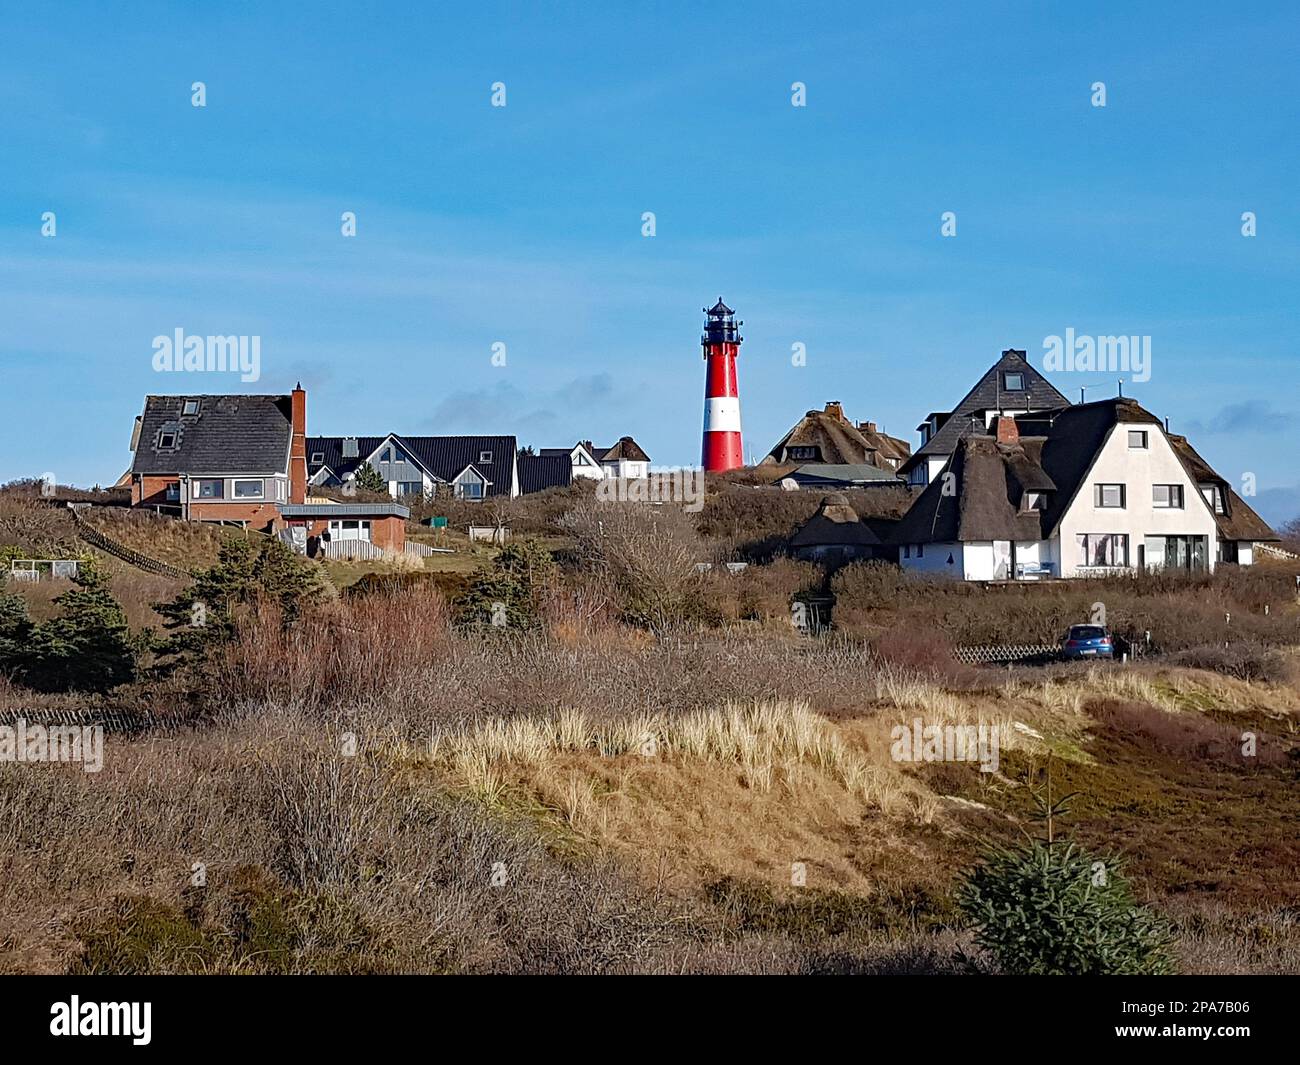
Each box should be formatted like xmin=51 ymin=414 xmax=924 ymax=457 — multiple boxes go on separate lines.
xmin=2 ymin=1 xmax=1298 ymax=523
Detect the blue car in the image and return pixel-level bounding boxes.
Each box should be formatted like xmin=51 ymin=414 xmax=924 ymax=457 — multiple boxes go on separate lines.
xmin=1061 ymin=624 xmax=1114 ymax=660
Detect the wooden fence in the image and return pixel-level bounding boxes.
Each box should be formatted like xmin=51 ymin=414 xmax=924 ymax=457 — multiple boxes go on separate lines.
xmin=66 ymin=505 xmax=193 ymax=580
xmin=319 ymin=539 xmax=387 ymax=561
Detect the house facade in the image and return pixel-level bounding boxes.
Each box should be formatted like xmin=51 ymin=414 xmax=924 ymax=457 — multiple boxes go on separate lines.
xmin=128 ymin=387 xmax=307 ymax=523
xmin=307 ymin=434 xmax=520 ymax=500
xmin=538 ymin=442 xmax=604 ymax=481
xmin=891 ymin=399 xmax=1269 ymax=580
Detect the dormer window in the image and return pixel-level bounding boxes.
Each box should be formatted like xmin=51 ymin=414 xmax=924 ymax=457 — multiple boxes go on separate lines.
xmin=157 ymin=431 xmax=178 ymax=450
xmin=1023 ymin=491 xmax=1048 ymax=511
xmin=182 ymin=399 xmax=200 ymax=416
xmin=479 ymin=450 xmax=493 ymax=464
xmin=787 ymin=446 xmax=817 ymax=461
xmin=1003 ymin=372 xmax=1025 ymax=392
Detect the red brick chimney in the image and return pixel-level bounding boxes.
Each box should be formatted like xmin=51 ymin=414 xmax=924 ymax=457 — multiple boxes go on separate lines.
xmin=824 ymin=401 xmax=846 ymax=423
xmin=289 ymin=383 xmax=307 ymax=504
xmin=995 ymin=415 xmax=1020 ymax=445
xmin=859 ymin=420 xmax=878 ymax=435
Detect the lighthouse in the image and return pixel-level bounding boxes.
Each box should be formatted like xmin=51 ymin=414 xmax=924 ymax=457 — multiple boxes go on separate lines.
xmin=700 ymin=297 xmax=744 ymax=472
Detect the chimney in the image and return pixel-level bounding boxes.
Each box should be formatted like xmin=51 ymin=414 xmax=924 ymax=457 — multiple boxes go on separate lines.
xmin=289 ymin=383 xmax=307 ymax=504
xmin=859 ymin=420 xmax=878 ymax=435
xmin=995 ymin=415 xmax=1020 ymax=445
xmin=824 ymin=401 xmax=846 ymax=422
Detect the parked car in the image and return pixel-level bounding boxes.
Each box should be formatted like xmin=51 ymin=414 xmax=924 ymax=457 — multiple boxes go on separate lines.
xmin=1060 ymin=624 xmax=1114 ymax=660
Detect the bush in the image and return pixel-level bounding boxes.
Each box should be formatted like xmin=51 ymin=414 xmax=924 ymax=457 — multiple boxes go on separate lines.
xmin=1169 ymin=642 xmax=1295 ymax=684
xmin=560 ymin=502 xmax=716 ymax=632
xmin=458 ymin=540 xmax=557 ymax=629
xmin=956 ymin=840 xmax=1175 ymax=975
xmin=1 ymin=568 xmax=136 ymax=693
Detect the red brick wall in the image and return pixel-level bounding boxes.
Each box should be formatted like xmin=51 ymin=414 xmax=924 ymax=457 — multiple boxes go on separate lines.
xmin=279 ymin=515 xmax=405 ymax=551
xmin=135 ymin=475 xmax=179 ymax=507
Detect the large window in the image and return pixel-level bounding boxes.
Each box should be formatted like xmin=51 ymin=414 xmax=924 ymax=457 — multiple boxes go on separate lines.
xmin=194 ymin=479 xmax=224 ymax=499
xmin=397 ymin=481 xmax=424 ymax=497
xmin=233 ymin=479 xmax=263 ymax=498
xmin=1094 ymin=483 xmax=1126 ymax=508
xmin=1152 ymin=484 xmax=1184 ymax=509
xmin=456 ymin=481 xmax=484 ymax=500
xmin=1078 ymin=533 xmax=1129 ymax=568
xmin=327 ymin=520 xmax=371 ymax=542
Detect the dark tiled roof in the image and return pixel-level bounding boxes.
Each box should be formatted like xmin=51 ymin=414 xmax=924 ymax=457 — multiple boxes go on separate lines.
xmin=1167 ymin=435 xmax=1277 ymax=542
xmin=130 ymin=394 xmax=292 ymax=475
xmin=897 ymin=350 xmax=1071 ymax=475
xmin=517 ymin=454 xmax=573 ymax=495
xmin=789 ymin=463 xmax=899 ymax=487
xmin=307 ymin=434 xmax=517 ymax=497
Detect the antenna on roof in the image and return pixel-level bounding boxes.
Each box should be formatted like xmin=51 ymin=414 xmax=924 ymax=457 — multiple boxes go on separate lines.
xmin=1079 ymin=386 xmax=1089 ymax=404
xmin=1118 ymin=379 xmax=1124 ymax=398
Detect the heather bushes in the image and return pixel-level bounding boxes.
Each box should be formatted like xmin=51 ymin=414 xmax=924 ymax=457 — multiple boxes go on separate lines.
xmin=830 ymin=560 xmax=1300 ymax=651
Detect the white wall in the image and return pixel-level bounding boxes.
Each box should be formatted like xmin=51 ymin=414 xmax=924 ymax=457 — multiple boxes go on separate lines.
xmin=1056 ymin=422 xmax=1219 ymax=577
xmin=900 ymin=542 xmax=965 ymax=577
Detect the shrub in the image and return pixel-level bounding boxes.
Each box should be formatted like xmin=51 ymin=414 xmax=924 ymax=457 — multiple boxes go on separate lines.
xmin=458 ymin=540 xmax=557 ymax=629
xmin=560 ymin=502 xmax=715 ymax=631
xmin=4 ymin=568 xmax=136 ymax=693
xmin=956 ymin=840 xmax=1174 ymax=975
xmin=156 ymin=536 xmax=326 ymax=659
xmin=1169 ymin=642 xmax=1295 ymax=684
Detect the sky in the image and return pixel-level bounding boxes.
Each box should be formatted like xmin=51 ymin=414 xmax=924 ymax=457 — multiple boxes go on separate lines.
xmin=2 ymin=1 xmax=1298 ymax=524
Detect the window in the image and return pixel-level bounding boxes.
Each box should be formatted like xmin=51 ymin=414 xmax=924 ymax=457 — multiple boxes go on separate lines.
xmin=457 ymin=481 xmax=484 ymax=500
xmin=1003 ymin=372 xmax=1025 ymax=392
xmin=1128 ymin=430 xmax=1148 ymax=449
xmin=182 ymin=399 xmax=200 ymax=416
xmin=1023 ymin=491 xmax=1048 ymax=511
xmin=157 ymin=431 xmax=178 ymax=450
xmin=164 ymin=481 xmax=180 ymax=502
xmin=1077 ymin=533 xmax=1129 ymax=568
xmin=194 ymin=479 xmax=224 ymax=499
xmin=916 ymin=544 xmax=924 ymax=558
xmin=1152 ymin=484 xmax=1184 ymax=509
xmin=903 ymin=544 xmax=911 ymax=559
xmin=310 ymin=452 xmax=324 ymax=465
xmin=233 ymin=479 xmax=263 ymax=498
xmin=328 ymin=520 xmax=371 ymax=542
xmin=380 ymin=448 xmax=393 ymax=463
xmin=1094 ymin=483 xmax=1126 ymax=508
xmin=479 ymin=450 xmax=493 ymax=464
xmin=1202 ymin=485 xmax=1225 ymax=514
xmin=788 ymin=446 xmax=817 ymax=461
xmin=397 ymin=481 xmax=423 ymax=497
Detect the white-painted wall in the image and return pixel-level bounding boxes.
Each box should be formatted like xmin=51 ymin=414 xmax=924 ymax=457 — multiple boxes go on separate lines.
xmin=900 ymin=542 xmax=965 ymax=577
xmin=1055 ymin=422 xmax=1218 ymax=577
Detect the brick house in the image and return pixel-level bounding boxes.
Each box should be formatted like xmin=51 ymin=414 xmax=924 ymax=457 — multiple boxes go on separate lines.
xmin=128 ymin=387 xmax=308 ymax=525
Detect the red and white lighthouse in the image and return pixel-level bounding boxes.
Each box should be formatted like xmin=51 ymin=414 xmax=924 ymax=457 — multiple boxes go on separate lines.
xmin=700 ymin=297 xmax=744 ymax=472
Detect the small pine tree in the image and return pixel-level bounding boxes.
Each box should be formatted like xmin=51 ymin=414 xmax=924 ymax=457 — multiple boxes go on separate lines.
xmin=351 ymin=462 xmax=388 ymax=494
xmin=157 ymin=536 xmax=325 ymax=660
xmin=458 ymin=541 xmax=556 ymax=629
xmin=955 ymin=763 xmax=1175 ymax=975
xmin=19 ymin=567 xmax=137 ymax=692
